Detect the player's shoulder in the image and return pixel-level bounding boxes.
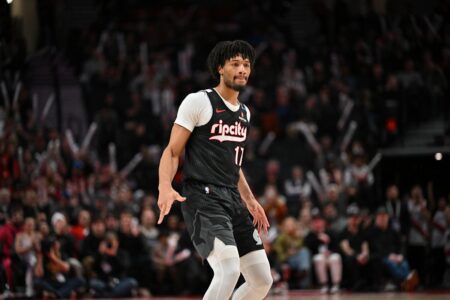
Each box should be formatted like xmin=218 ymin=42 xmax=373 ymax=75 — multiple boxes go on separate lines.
xmin=179 ymin=90 xmax=213 ymax=115
xmin=185 ymin=89 xmax=210 ymax=99
xmin=182 ymin=90 xmax=210 ymax=105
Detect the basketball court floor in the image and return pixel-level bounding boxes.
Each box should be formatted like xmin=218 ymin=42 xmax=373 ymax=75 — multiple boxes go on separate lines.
xmin=146 ymin=291 xmax=450 ymax=300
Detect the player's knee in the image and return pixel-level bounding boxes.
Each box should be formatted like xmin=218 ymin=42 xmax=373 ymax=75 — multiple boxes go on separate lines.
xmin=247 ymin=265 xmax=272 ymax=296
xmin=258 ymin=268 xmax=273 ymax=291
xmin=246 ymin=262 xmax=273 ymax=290
xmin=208 ymin=239 xmax=241 ymax=282
xmin=262 ymin=279 xmax=273 ymax=295
xmin=240 ymin=250 xmax=273 ymax=290
xmin=221 ymin=257 xmax=241 ymax=282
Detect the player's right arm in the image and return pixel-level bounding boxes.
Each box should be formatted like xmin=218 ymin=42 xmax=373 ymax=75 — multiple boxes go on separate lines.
xmin=157 ymin=124 xmax=191 ymax=224
xmin=158 ymin=91 xmax=210 ymax=224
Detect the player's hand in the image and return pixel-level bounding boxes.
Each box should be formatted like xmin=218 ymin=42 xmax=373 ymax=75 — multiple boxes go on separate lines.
xmin=247 ymin=199 xmax=270 ymax=234
xmin=157 ymin=186 xmax=186 ymax=224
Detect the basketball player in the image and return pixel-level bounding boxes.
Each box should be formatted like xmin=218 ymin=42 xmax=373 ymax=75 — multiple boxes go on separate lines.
xmin=157 ymin=40 xmax=273 ymax=299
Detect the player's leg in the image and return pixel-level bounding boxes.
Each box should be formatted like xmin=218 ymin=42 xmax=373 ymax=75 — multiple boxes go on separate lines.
xmin=230 ymin=191 xmax=272 ymax=300
xmin=204 ymin=238 xmax=241 ymax=300
xmin=180 ymin=183 xmax=243 ymax=299
xmin=231 ymin=249 xmax=272 ymax=300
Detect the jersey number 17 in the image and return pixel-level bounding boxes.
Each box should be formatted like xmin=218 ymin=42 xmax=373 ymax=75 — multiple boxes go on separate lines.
xmin=234 ymin=146 xmax=244 ymax=166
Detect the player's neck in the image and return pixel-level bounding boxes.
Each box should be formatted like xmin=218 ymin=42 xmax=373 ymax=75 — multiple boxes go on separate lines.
xmin=215 ymin=84 xmax=239 ymax=106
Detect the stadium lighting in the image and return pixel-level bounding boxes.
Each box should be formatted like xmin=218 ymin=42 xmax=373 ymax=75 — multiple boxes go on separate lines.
xmin=435 ymin=152 xmax=443 ymax=161
xmin=6 ymin=0 xmax=13 ymax=4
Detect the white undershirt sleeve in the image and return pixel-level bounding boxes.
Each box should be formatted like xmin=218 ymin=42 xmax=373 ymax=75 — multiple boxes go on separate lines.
xmin=174 ymin=91 xmax=212 ymax=131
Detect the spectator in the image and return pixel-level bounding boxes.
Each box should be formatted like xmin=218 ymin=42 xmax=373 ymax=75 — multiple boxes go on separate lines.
xmin=274 ymin=85 xmax=296 ymax=131
xmin=344 ymin=146 xmax=374 ymax=209
xmin=70 ymin=209 xmax=91 ymax=252
xmin=13 ymin=217 xmax=40 ymax=296
xmin=283 ymin=166 xmax=311 ymax=217
xmin=80 ymin=216 xmax=106 ymax=278
xmin=339 ymin=204 xmax=371 ymax=291
xmin=34 ymin=236 xmax=85 ymax=298
xmin=0 ymin=206 xmax=24 ymax=292
xmin=256 ymin=159 xmax=283 ymax=194
xmin=304 ymin=212 xmax=342 ymax=293
xmin=323 ymin=184 xmax=347 ymax=217
xmin=152 ymin=225 xmax=206 ymax=295
xmin=298 ymin=200 xmax=313 ymax=234
xmin=367 ymin=206 xmax=418 ymax=291
xmin=117 ymin=210 xmax=152 ymax=296
xmin=260 ymin=185 xmax=288 ymax=227
xmin=152 ymin=229 xmax=178 ymax=294
xmin=407 ymin=185 xmax=430 ymax=287
xmin=139 ymin=207 xmax=159 ymax=253
xmin=429 ymin=197 xmax=448 ymax=287
xmin=51 ymin=213 xmax=77 ymax=263
xmin=384 ymin=184 xmax=410 ymax=241
xmin=273 ymin=217 xmax=311 ymax=289
xmin=323 ymin=201 xmax=346 ymax=236
xmin=89 ymin=231 xmax=138 ymax=298
xmin=105 ymin=213 xmax=120 ymax=233
xmin=0 ymin=188 xmax=10 ymax=225
xmin=0 ymin=138 xmax=20 ymax=187
xmin=21 ymin=188 xmax=39 ymax=219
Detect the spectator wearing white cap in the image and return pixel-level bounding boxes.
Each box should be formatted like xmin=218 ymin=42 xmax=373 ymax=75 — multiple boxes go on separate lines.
xmin=51 ymin=212 xmax=83 ymax=278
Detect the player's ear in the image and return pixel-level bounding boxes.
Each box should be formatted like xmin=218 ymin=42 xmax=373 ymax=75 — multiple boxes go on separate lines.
xmin=218 ymin=65 xmax=224 ymax=76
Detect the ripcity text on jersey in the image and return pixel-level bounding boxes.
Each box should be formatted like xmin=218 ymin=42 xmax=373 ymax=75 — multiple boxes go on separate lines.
xmin=183 ymin=89 xmax=249 ymax=187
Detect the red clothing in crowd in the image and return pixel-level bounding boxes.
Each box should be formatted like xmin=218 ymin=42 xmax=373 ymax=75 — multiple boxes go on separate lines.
xmin=0 ymin=222 xmax=21 ymax=289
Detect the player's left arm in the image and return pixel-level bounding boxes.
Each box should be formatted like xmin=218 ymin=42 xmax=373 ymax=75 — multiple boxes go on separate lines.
xmin=238 ymin=168 xmax=270 ymax=234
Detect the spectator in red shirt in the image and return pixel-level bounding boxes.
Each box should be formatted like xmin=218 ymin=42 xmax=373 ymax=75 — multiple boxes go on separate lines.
xmin=0 ymin=206 xmax=24 ymax=291
xmin=70 ymin=209 xmax=91 ymax=246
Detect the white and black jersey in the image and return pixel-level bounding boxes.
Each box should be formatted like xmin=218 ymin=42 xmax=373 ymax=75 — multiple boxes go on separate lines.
xmin=177 ymin=89 xmax=249 ymax=187
xmin=175 ymin=89 xmax=262 ymax=259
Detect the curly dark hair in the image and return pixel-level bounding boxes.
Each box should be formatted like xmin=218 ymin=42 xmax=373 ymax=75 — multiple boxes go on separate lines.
xmin=207 ymin=40 xmax=255 ymax=81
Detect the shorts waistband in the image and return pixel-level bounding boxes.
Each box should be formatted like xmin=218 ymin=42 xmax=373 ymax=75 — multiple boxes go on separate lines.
xmin=183 ymin=179 xmax=238 ymax=190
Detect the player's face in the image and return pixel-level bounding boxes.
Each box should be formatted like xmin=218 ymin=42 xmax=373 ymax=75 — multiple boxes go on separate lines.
xmin=219 ymin=55 xmax=251 ymax=92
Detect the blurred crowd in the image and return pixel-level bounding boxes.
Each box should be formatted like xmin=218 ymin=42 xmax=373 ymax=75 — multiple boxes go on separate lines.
xmin=1 ymin=0 xmax=450 ymax=298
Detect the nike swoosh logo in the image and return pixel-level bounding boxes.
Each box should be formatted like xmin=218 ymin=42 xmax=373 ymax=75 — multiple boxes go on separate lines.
xmin=216 ymin=108 xmax=226 ymax=113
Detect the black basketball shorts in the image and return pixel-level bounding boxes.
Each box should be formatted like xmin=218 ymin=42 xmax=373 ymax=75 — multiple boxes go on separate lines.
xmin=181 ymin=180 xmax=264 ymax=259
